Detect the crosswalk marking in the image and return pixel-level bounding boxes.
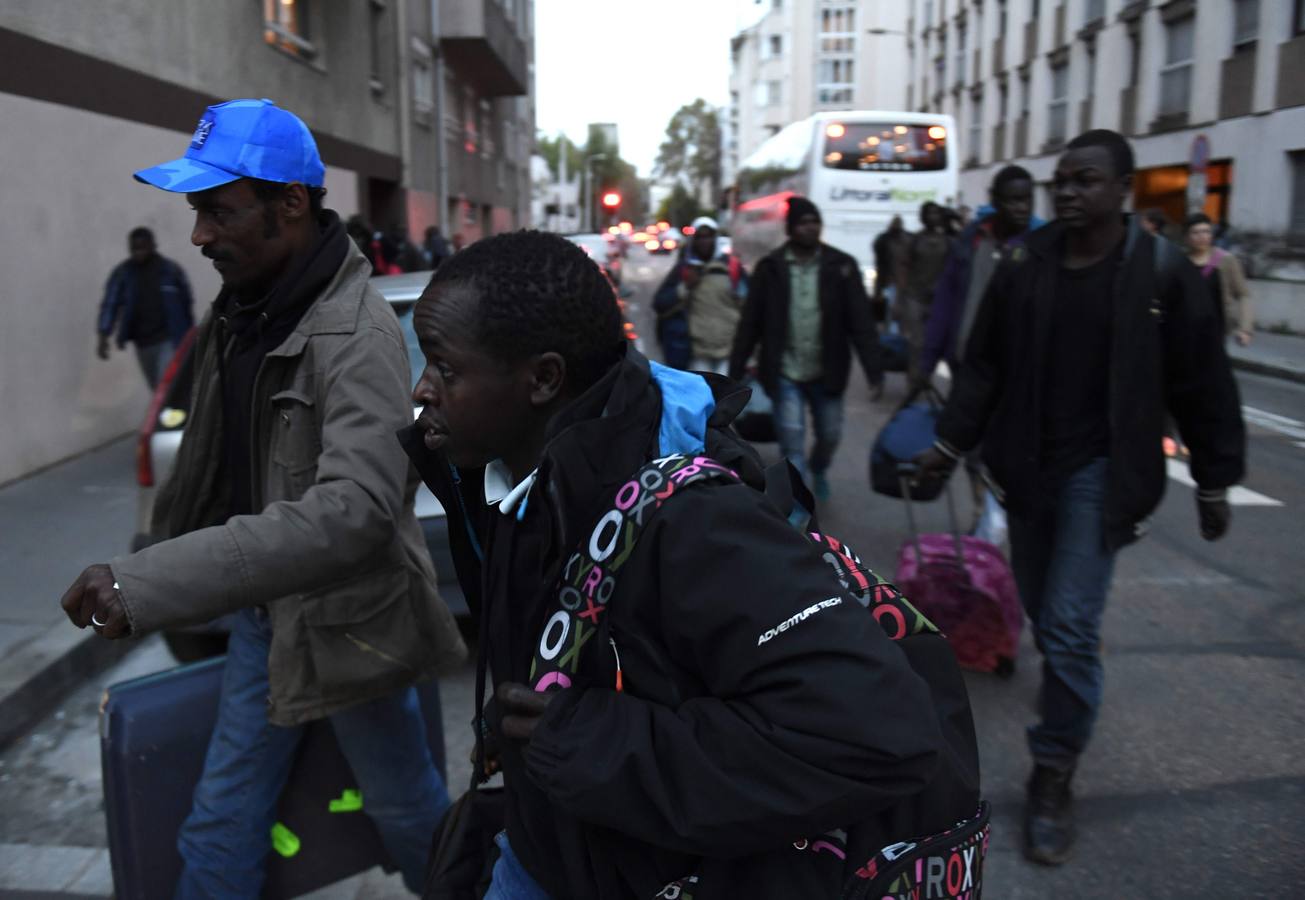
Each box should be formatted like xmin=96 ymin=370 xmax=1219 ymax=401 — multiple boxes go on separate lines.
xmin=1242 ymin=406 xmax=1305 ymax=441
xmin=1165 ymin=459 xmax=1284 ymax=507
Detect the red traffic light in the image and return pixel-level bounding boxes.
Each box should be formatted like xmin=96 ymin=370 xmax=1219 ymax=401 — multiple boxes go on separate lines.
xmin=601 ymin=191 xmax=621 ymax=210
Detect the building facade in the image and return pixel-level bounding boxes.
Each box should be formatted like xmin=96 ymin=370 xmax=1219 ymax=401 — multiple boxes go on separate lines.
xmin=903 ymin=0 xmax=1305 ymax=247
xmin=0 ymin=0 xmax=534 ymax=485
xmin=725 ymin=0 xmax=912 ymax=185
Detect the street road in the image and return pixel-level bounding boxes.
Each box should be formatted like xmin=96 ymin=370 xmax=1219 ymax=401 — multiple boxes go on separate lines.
xmin=3 ymin=250 xmax=1302 ymax=897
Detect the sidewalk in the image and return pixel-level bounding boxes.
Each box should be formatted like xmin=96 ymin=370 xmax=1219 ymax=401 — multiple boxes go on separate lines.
xmin=0 ymin=435 xmax=140 ymax=749
xmin=1228 ymin=329 xmax=1305 ymax=384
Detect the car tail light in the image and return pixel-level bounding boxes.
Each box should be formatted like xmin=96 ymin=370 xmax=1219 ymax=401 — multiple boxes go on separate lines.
xmin=662 ymin=239 xmax=676 ymax=250
xmin=136 ymin=328 xmax=196 ymax=487
xmin=645 ymin=239 xmax=659 ymax=250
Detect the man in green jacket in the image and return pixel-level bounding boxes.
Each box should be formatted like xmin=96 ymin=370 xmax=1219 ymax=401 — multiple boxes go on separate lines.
xmin=59 ymin=99 xmax=465 ymax=896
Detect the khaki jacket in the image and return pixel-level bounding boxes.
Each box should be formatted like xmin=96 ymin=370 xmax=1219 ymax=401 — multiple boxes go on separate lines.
xmin=111 ymin=248 xmax=466 ymax=725
xmin=683 ymin=260 xmax=744 ymax=360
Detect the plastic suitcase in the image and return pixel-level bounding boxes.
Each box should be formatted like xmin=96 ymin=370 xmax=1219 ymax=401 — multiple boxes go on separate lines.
xmin=894 ymin=469 xmax=1023 ymax=675
xmin=100 ymin=656 xmax=447 ymax=899
xmin=870 ymin=387 xmax=946 ymax=501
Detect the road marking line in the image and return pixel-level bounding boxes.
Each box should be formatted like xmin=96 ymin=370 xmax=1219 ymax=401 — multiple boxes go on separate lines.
xmin=1242 ymin=406 xmax=1305 ymax=441
xmin=1165 ymin=459 xmax=1284 ymax=507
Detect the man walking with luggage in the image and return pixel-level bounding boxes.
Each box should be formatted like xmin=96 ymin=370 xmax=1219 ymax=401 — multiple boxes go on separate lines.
xmin=651 ymin=216 xmax=746 ymax=374
xmin=917 ymin=129 xmax=1245 ymax=866
xmin=96 ymin=226 xmax=195 ymax=389
xmin=729 ymin=196 xmax=883 ymax=497
xmin=60 ymin=99 xmax=465 ymax=895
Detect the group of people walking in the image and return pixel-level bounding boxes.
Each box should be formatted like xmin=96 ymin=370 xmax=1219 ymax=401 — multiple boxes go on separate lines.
xmin=71 ymin=95 xmax=1248 ymax=899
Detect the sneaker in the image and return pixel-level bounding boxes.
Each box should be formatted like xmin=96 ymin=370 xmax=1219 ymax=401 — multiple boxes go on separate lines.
xmin=1024 ymin=763 xmax=1076 ymax=866
xmin=812 ymin=472 xmax=831 ymax=501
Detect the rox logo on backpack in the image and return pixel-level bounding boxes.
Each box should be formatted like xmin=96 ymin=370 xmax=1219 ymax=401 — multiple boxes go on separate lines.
xmin=528 ymin=454 xmax=740 ymax=693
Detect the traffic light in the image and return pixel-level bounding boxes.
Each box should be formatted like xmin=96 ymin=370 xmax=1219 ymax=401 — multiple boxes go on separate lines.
xmin=601 ymin=191 xmax=621 ymax=211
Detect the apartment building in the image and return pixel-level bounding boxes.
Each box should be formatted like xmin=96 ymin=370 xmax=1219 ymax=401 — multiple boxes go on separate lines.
xmin=0 ymin=0 xmax=534 ymax=485
xmin=903 ymin=0 xmax=1305 ymax=246
xmin=725 ymin=0 xmax=912 ymax=186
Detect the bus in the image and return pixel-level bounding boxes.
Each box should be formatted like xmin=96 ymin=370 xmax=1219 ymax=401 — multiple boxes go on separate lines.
xmin=731 ymin=111 xmax=958 ymax=288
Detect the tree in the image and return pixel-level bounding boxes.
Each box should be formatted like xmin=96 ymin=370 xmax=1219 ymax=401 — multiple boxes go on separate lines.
xmin=654 ymin=183 xmax=711 ymax=228
xmin=535 ymin=131 xmax=648 ymax=227
xmin=654 ymin=99 xmax=723 ymax=205
xmin=535 ymin=133 xmax=584 ymax=182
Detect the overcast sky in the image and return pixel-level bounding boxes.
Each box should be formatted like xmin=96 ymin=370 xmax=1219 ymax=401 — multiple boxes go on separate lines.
xmin=533 ymin=1 xmax=764 ymax=177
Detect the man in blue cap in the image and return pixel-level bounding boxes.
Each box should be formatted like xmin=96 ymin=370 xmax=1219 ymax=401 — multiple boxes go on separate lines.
xmin=59 ymin=99 xmax=466 ymax=895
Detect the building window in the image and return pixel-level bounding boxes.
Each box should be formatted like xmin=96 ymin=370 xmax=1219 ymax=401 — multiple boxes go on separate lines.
xmin=755 ymin=80 xmax=782 ymax=107
xmin=1296 ymin=0 xmax=1305 ymax=35
xmin=999 ymin=81 xmax=1010 ymax=119
xmin=1086 ymin=45 xmax=1098 ymax=94
xmin=1126 ymin=30 xmax=1141 ymax=86
xmin=368 ymin=0 xmax=386 ymax=93
xmin=817 ymin=3 xmax=857 ymax=105
xmin=1233 ymin=0 xmax=1259 ymax=49
xmin=1048 ymin=61 xmax=1069 ymax=141
xmin=955 ymin=26 xmax=966 ymax=84
xmin=411 ymin=42 xmax=433 ymax=125
xmin=998 ymin=0 xmax=1008 ymax=34
xmin=1159 ymin=16 xmax=1194 ymax=117
xmin=1085 ymin=0 xmax=1105 ymax=24
xmin=263 ymin=0 xmax=315 ymax=58
xmin=924 ymin=0 xmax=933 ymax=28
xmin=969 ymin=96 xmax=983 ymax=163
xmin=1290 ymin=151 xmax=1305 ymax=236
xmin=769 ymin=34 xmax=783 ymax=57
xmin=1019 ymin=72 xmax=1031 ymax=116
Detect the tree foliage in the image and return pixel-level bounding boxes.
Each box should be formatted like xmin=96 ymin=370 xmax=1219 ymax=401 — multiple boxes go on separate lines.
xmin=654 ymin=99 xmax=723 ymax=201
xmin=654 ymin=183 xmax=712 ymax=228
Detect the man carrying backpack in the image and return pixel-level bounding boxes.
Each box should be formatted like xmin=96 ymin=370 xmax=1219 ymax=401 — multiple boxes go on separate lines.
xmin=405 ymin=230 xmax=978 ymax=900
xmin=917 ymin=130 xmax=1245 ymax=866
xmin=651 ymin=216 xmax=746 ymax=373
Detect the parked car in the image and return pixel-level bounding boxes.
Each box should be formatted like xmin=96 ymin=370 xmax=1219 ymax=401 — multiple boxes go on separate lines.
xmin=133 ymin=271 xmax=468 ymax=661
xmin=563 ymin=233 xmax=624 ymax=286
xmin=650 ymin=228 xmax=682 ymax=255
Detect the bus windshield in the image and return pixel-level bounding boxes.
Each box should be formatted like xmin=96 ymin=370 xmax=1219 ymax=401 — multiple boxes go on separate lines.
xmin=821 ymin=122 xmax=948 ymax=172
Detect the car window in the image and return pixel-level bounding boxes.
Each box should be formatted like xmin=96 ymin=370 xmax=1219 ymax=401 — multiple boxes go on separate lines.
xmin=396 ymin=307 xmax=426 ymax=392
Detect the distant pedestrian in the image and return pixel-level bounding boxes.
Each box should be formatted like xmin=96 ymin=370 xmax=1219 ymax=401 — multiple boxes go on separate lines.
xmin=423 ymin=225 xmax=451 ymax=270
xmin=920 ymin=165 xmax=1040 ymax=541
xmin=1139 ymin=207 xmax=1169 ymax=237
xmin=651 ymin=215 xmax=747 ymax=374
xmin=871 ymin=215 xmax=907 ymax=326
xmin=917 ymin=129 xmax=1245 ymax=867
xmin=61 ymin=98 xmax=465 ymax=896
xmin=1185 ymin=213 xmax=1254 ymax=346
xmin=451 ymin=232 xmax=466 ymax=253
xmin=96 ymin=227 xmax=195 ymax=389
xmin=896 ymin=201 xmax=952 ymax=379
xmin=386 ymin=224 xmax=425 ymax=273
xmin=729 ymin=196 xmax=883 ymax=498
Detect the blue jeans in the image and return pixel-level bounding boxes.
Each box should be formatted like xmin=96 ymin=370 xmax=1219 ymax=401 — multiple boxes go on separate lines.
xmin=485 ymin=832 xmax=554 ymax=900
xmin=1007 ymin=458 xmax=1117 ymax=768
xmin=175 ymin=608 xmax=449 ymax=897
xmin=774 ymin=377 xmax=844 ymax=481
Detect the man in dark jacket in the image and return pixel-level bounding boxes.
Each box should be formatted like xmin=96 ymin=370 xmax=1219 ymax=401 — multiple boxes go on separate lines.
xmin=96 ymin=226 xmax=195 ymax=389
xmin=404 ymin=230 xmax=953 ymax=900
xmin=871 ymin=215 xmax=906 ymax=324
xmin=62 ymin=99 xmax=464 ymax=896
xmin=918 ymin=130 xmax=1245 ymax=866
xmin=728 ymin=196 xmax=882 ymax=498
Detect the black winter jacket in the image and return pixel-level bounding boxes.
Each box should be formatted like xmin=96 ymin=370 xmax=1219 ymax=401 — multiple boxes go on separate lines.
xmin=936 ymin=216 xmax=1245 ymax=549
xmin=728 ymin=243 xmax=882 ymax=395
xmin=402 ymin=349 xmax=950 ymax=900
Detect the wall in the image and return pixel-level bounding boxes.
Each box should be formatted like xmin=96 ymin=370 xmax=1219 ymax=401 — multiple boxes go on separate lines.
xmin=0 ymin=94 xmax=220 ymax=485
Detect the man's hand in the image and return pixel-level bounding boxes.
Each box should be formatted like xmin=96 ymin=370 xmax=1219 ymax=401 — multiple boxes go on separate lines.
xmin=913 ymin=446 xmax=958 ymax=482
xmin=60 ymin=564 xmax=131 ymax=639
xmin=496 ymin=682 xmax=556 ymax=742
xmin=1197 ymin=494 xmax=1232 ymax=541
xmin=96 ymin=336 xmax=111 ymax=361
xmin=682 ymin=265 xmax=702 ymax=289
xmin=1234 ymin=330 xmax=1252 ymax=347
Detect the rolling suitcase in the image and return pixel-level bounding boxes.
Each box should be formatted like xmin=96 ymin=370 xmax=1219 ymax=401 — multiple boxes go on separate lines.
xmin=100 ymin=656 xmax=447 ymax=899
xmin=894 ymin=467 xmax=1022 ymax=675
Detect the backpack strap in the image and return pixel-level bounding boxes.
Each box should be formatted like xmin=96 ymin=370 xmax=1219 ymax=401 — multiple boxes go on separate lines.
xmin=527 ymin=454 xmax=741 ymax=693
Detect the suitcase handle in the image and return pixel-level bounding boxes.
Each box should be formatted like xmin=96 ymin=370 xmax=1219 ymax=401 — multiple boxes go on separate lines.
xmin=897 ymin=463 xmax=966 ymax=567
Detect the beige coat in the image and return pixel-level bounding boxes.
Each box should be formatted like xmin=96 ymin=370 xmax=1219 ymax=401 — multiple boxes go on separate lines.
xmin=682 ymin=260 xmax=745 ymax=360
xmin=1213 ymin=250 xmax=1253 ymax=335
xmin=111 ymin=248 xmax=466 ymax=725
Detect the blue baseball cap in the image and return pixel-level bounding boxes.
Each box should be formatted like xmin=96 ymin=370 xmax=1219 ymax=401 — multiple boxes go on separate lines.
xmin=134 ymin=98 xmax=325 ymax=193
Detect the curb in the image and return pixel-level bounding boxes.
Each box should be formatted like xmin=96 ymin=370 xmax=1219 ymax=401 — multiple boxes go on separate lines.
xmin=1229 ymin=355 xmax=1305 ymax=385
xmin=0 ymin=626 xmax=137 ymax=751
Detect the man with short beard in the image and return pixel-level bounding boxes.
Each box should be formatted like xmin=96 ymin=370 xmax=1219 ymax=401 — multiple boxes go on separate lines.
xmin=60 ymin=99 xmax=464 ymax=895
